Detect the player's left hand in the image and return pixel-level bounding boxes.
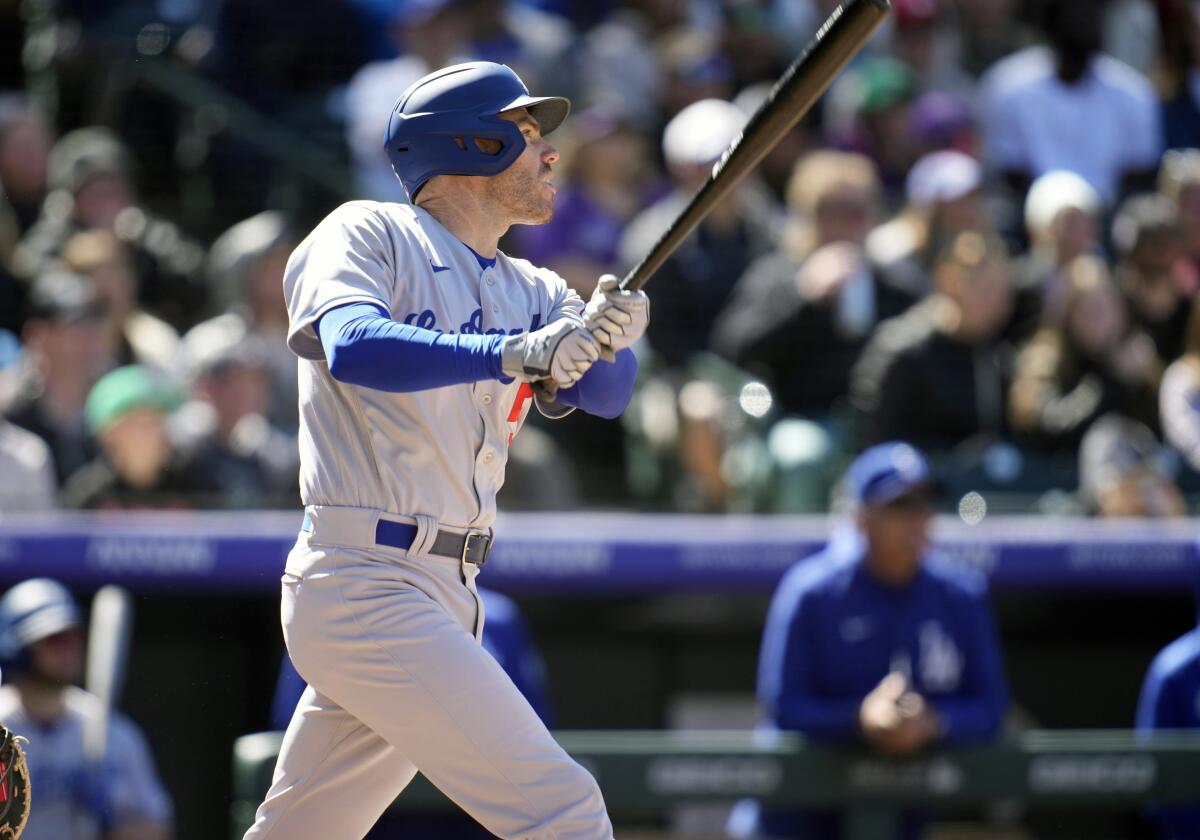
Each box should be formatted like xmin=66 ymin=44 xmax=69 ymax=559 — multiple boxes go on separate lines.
xmin=584 ymin=274 xmax=649 ymax=362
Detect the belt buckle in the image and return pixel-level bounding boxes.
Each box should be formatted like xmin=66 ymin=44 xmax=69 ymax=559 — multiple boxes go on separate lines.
xmin=461 ymin=531 xmax=491 ymax=566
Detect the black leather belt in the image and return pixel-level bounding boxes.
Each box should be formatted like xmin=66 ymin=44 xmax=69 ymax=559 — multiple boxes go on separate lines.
xmin=300 ymin=511 xmax=492 ymax=566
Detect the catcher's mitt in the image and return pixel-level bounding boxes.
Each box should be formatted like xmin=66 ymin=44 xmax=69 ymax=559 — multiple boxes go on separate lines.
xmin=0 ymin=723 xmax=29 ymax=838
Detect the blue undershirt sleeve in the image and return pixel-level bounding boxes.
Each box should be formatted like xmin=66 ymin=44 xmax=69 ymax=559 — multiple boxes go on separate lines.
xmin=316 ymin=301 xmax=507 ymax=392
xmin=555 ymin=348 xmax=637 ymax=419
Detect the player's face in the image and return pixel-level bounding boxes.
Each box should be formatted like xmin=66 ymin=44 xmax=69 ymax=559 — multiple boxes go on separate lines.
xmin=859 ymin=492 xmax=933 ymax=586
xmin=487 ymin=109 xmax=560 ymax=225
xmin=28 ymin=627 xmax=84 ymax=686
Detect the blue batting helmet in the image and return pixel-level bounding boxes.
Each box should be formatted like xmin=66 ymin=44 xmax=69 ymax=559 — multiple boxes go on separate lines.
xmin=385 ymin=61 xmax=570 ymax=199
xmin=0 ymin=578 xmax=81 ymax=675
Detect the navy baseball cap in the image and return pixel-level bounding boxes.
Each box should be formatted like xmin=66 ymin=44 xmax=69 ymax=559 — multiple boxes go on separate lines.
xmin=846 ymin=442 xmax=935 ymax=507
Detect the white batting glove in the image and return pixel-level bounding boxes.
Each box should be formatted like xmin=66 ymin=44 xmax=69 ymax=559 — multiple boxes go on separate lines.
xmin=501 ymin=319 xmax=601 ymax=389
xmin=584 ymin=274 xmax=650 ymax=361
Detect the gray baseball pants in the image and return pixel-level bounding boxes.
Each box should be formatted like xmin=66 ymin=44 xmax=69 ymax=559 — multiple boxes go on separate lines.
xmin=243 ymin=505 xmax=613 ymax=840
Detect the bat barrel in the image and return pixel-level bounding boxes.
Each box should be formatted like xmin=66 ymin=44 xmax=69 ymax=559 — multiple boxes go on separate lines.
xmin=621 ymin=0 xmax=891 ymax=292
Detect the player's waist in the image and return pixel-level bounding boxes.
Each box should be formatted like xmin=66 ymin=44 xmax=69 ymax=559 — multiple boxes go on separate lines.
xmin=298 ymin=505 xmax=492 ymax=567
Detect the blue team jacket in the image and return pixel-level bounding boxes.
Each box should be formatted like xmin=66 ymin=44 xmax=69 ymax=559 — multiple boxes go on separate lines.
xmin=1136 ymin=625 xmax=1200 ymax=840
xmin=747 ymin=536 xmax=1009 ymax=839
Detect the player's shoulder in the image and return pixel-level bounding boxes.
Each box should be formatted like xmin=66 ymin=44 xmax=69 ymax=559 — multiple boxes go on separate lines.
xmin=318 ymin=199 xmax=415 ymax=232
xmin=1091 ymin=54 xmax=1156 ymax=103
xmin=980 ymin=46 xmax=1054 ymax=100
xmin=776 ymin=543 xmax=857 ymax=603
xmin=923 ymin=554 xmax=990 ymax=600
xmin=61 ymin=685 xmax=106 ymax=720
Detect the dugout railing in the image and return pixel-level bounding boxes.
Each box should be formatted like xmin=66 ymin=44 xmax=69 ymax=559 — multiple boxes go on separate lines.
xmin=230 ymin=729 xmax=1200 ymax=840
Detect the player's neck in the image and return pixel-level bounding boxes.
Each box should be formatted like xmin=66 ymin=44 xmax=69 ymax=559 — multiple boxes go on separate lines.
xmin=14 ymin=678 xmax=67 ymax=723
xmin=417 ymin=189 xmax=506 ymax=258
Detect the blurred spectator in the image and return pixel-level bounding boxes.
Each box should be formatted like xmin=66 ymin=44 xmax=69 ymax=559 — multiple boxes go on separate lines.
xmin=1161 ymin=304 xmax=1200 ymax=470
xmin=1103 ymin=0 xmax=1160 ymax=76
xmin=867 ymin=148 xmax=990 ymax=296
xmin=457 ymin=0 xmax=573 ymax=89
xmin=718 ymin=0 xmax=788 ymax=94
xmin=1136 ymin=591 xmax=1200 ymax=840
xmin=14 ymin=128 xmax=206 ymax=329
xmin=183 ymin=211 xmax=298 ymax=433
xmin=620 ymin=98 xmax=777 ymax=368
xmin=715 ymin=150 xmax=917 ymax=420
xmin=573 ymin=0 xmax=696 ymax=133
xmin=622 ymin=353 xmax=777 ymax=512
xmin=509 ymin=106 xmax=655 ymax=297
xmin=657 ymin=29 xmax=737 ymax=122
xmin=61 ymin=365 xmax=217 ymax=510
xmin=732 ymin=442 xmax=1007 ymax=840
xmin=1010 ymin=255 xmax=1162 ymax=449
xmin=0 ymin=578 xmax=173 ymax=839
xmin=851 ymin=232 xmax=1014 ymax=450
xmin=203 ymin=0 xmax=371 ymax=118
xmin=0 ymin=98 xmax=53 ymax=234
xmin=906 ymin=90 xmax=979 ymax=160
xmin=825 ymin=56 xmax=921 ymax=206
xmin=174 ymin=334 xmax=299 ymax=510
xmin=61 ymin=230 xmax=181 ymax=376
xmin=1010 ymin=170 xmax=1104 ymax=337
xmin=979 ymin=0 xmax=1161 ymax=204
xmin=270 ymin=586 xmax=552 ymax=839
xmin=1157 ymin=0 xmax=1200 ymax=149
xmin=1079 ymin=413 xmax=1185 ymax=517
xmin=1112 ymin=193 xmax=1197 ymax=361
xmin=344 ymin=0 xmax=471 ymax=203
xmin=0 ymin=419 xmax=56 ymax=511
xmin=953 ymin=0 xmax=1035 ymax=78
xmin=1157 ymin=149 xmax=1200 ymax=286
xmin=888 ymin=0 xmax=974 ymax=97
xmin=5 ymin=269 xmax=110 ymax=483
xmin=0 ymin=188 xmax=22 ymax=335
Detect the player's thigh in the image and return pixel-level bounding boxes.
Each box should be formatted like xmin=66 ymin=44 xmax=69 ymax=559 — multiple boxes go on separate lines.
xmin=246 ymin=685 xmax=418 ymax=840
xmin=286 ymin=559 xmax=609 ymax=839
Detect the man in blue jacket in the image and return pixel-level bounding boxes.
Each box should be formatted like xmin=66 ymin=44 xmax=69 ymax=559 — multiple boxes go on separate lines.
xmin=739 ymin=441 xmax=1009 ymax=839
xmin=1136 ymin=600 xmax=1200 ymax=839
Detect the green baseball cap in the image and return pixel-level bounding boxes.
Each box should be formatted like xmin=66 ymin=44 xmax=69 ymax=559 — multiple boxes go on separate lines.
xmin=85 ymin=365 xmax=181 ymax=434
xmin=854 ymin=57 xmax=918 ymax=114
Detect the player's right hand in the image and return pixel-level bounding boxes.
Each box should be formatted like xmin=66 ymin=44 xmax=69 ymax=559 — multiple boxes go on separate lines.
xmin=501 ymin=319 xmax=601 ymax=389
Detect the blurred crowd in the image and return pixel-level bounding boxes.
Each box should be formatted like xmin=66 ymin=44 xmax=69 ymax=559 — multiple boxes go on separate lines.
xmin=0 ymin=0 xmax=1198 ymax=515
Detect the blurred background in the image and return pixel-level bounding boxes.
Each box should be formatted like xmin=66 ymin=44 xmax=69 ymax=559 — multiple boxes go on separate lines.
xmin=0 ymin=0 xmax=1198 ymax=838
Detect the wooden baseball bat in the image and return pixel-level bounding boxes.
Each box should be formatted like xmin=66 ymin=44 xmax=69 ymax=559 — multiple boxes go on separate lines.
xmin=83 ymin=585 xmax=134 ymax=765
xmin=620 ymin=0 xmax=891 ymax=292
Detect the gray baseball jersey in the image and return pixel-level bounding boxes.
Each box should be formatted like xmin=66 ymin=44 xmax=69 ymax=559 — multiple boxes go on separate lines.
xmin=284 ymin=200 xmax=583 ymax=530
xmin=0 ymin=686 xmax=172 ymax=840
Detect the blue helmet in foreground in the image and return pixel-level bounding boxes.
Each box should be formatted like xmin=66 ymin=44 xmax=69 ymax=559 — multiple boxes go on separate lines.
xmin=385 ymin=61 xmax=570 ymax=200
xmin=0 ymin=578 xmax=81 ymax=674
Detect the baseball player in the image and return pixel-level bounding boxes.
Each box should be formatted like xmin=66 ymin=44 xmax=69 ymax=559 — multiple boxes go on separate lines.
xmin=244 ymin=61 xmax=648 ymax=840
xmin=0 ymin=578 xmax=173 ymax=840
